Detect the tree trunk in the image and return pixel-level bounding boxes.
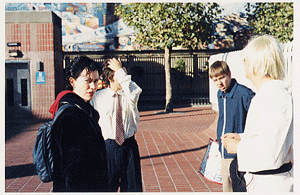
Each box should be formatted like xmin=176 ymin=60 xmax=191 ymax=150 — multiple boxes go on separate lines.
xmin=164 ymin=46 xmax=173 ymax=113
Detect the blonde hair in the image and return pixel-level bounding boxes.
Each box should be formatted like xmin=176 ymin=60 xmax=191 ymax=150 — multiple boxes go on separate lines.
xmin=242 ymin=35 xmax=285 ymax=80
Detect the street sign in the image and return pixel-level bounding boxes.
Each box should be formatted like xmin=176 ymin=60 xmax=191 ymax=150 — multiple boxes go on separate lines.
xmin=36 ymin=72 xmax=46 ymax=84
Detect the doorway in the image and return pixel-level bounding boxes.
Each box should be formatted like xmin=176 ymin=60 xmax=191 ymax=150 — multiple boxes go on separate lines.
xmin=5 ymin=62 xmax=31 ymax=111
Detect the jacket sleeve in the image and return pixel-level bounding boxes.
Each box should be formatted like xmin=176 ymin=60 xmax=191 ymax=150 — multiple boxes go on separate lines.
xmin=242 ymin=89 xmax=255 ymax=112
xmin=115 ymin=68 xmax=142 ymax=107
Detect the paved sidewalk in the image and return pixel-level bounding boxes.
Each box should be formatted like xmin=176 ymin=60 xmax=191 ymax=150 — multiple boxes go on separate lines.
xmin=5 ymin=106 xmax=222 ymax=193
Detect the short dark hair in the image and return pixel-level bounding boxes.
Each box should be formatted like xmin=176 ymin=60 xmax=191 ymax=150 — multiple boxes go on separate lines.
xmin=65 ymin=55 xmax=102 ymax=90
xmin=209 ymin=60 xmax=231 ymax=78
xmin=101 ymin=59 xmax=119 ymax=85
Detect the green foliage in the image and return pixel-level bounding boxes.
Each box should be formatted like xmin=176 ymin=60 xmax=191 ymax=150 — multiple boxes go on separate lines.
xmin=246 ymin=2 xmax=293 ymax=42
xmin=115 ymin=3 xmax=222 ymax=50
xmin=174 ymin=58 xmax=186 ymax=73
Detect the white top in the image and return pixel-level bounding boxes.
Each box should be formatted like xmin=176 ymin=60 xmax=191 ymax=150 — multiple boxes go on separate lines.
xmin=237 ymin=80 xmax=293 ymax=172
xmin=90 ymin=68 xmax=142 ymax=140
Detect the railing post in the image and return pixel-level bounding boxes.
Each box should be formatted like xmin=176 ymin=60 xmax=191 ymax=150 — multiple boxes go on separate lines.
xmin=193 ymin=54 xmax=198 ymax=96
xmin=128 ymin=54 xmax=134 ymax=72
xmin=193 ymin=54 xmax=198 ymax=78
xmin=64 ymin=56 xmax=70 ymax=70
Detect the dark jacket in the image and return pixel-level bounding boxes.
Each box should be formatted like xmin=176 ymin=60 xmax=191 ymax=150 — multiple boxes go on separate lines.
xmin=217 ymin=79 xmax=255 ymax=159
xmin=52 ymin=93 xmax=108 ymax=192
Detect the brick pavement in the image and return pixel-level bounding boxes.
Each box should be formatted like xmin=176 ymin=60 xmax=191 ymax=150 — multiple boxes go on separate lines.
xmin=5 ymin=106 xmax=222 ymax=193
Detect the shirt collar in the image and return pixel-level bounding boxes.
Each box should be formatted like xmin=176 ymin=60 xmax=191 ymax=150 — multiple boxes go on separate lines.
xmin=108 ymin=87 xmax=125 ymax=97
xmin=218 ymin=79 xmax=237 ymax=98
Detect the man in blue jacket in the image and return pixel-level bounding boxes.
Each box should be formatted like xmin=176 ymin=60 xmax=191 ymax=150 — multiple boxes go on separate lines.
xmin=209 ymin=60 xmax=255 ymax=192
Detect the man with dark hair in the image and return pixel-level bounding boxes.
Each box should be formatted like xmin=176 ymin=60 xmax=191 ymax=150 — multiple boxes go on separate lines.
xmin=209 ymin=60 xmax=255 ymax=192
xmin=90 ymin=58 xmax=143 ymax=192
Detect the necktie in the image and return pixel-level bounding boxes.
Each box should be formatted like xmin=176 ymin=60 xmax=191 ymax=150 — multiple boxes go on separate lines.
xmin=115 ymin=93 xmax=125 ymax=145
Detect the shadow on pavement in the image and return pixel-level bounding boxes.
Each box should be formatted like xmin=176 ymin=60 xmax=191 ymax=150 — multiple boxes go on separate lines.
xmin=5 ymin=163 xmax=38 ymax=179
xmin=140 ymin=111 xmax=214 ymax=122
xmin=140 ymin=144 xmax=208 ymax=160
xmin=5 ymin=105 xmax=48 ymax=141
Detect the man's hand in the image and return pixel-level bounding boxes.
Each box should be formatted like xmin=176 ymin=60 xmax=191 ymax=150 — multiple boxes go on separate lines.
xmin=222 ymin=139 xmax=239 ymax=154
xmin=221 ymin=133 xmax=241 ymax=141
xmin=221 ymin=133 xmax=241 ymax=154
xmin=108 ymin=58 xmax=122 ymax=72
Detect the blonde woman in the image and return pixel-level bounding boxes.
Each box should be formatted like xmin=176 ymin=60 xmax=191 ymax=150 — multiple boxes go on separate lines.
xmin=221 ymin=35 xmax=293 ymax=192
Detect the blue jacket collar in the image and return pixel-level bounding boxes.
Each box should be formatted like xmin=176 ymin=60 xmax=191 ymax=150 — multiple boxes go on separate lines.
xmin=218 ymin=79 xmax=237 ymax=98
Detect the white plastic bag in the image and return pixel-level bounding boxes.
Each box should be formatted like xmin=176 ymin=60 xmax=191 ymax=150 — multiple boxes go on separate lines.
xmin=198 ymin=138 xmax=222 ymax=185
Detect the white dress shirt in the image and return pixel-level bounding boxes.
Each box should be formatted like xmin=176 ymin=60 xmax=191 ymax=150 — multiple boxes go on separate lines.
xmin=90 ymin=68 xmax=142 ymax=140
xmin=237 ymin=80 xmax=293 ymax=172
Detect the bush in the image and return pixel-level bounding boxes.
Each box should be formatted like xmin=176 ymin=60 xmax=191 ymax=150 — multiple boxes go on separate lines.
xmin=174 ymin=58 xmax=185 ymax=73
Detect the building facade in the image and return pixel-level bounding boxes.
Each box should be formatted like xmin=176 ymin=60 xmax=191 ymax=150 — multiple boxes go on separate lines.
xmin=5 ymin=11 xmax=63 ymax=119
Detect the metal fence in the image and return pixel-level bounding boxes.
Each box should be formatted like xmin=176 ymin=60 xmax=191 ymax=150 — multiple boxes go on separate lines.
xmin=280 ymin=41 xmax=293 ymax=94
xmin=64 ymin=49 xmax=234 ymax=109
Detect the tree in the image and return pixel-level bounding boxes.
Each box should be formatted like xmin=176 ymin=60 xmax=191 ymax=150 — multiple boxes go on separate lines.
xmin=246 ymin=2 xmax=293 ymax=42
xmin=115 ymin=3 xmax=221 ymax=112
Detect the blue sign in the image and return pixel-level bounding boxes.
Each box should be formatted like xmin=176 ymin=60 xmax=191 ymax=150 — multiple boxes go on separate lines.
xmin=36 ymin=72 xmax=46 ymax=84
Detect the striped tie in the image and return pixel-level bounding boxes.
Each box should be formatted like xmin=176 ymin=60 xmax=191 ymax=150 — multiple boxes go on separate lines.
xmin=115 ymin=93 xmax=124 ymax=145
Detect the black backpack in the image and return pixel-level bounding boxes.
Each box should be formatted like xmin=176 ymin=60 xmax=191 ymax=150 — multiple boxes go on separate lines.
xmin=32 ymin=104 xmax=74 ymax=182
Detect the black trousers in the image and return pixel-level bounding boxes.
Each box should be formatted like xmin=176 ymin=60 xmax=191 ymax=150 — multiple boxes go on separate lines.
xmin=105 ymin=136 xmax=143 ymax=192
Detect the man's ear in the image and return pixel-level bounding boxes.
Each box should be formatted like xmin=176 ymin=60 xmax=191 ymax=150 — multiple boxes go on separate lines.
xmin=108 ymin=74 xmax=115 ymax=83
xmin=69 ymin=77 xmax=75 ymax=87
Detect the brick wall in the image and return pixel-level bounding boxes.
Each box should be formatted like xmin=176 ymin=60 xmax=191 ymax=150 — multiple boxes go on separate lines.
xmin=5 ymin=11 xmax=63 ymax=119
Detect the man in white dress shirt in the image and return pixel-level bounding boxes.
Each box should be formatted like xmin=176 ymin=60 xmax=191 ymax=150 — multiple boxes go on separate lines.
xmin=90 ymin=58 xmax=143 ymax=192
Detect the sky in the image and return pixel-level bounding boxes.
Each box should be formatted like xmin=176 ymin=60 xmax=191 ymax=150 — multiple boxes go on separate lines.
xmin=218 ymin=2 xmax=248 ymax=16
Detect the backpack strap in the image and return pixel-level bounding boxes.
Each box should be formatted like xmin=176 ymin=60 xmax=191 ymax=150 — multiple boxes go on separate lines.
xmin=52 ymin=103 xmax=74 ymax=123
xmin=60 ymin=101 xmax=92 ymax=117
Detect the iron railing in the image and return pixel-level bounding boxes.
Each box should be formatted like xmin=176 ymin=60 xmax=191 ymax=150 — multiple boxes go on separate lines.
xmin=64 ymin=49 xmax=235 ymax=109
